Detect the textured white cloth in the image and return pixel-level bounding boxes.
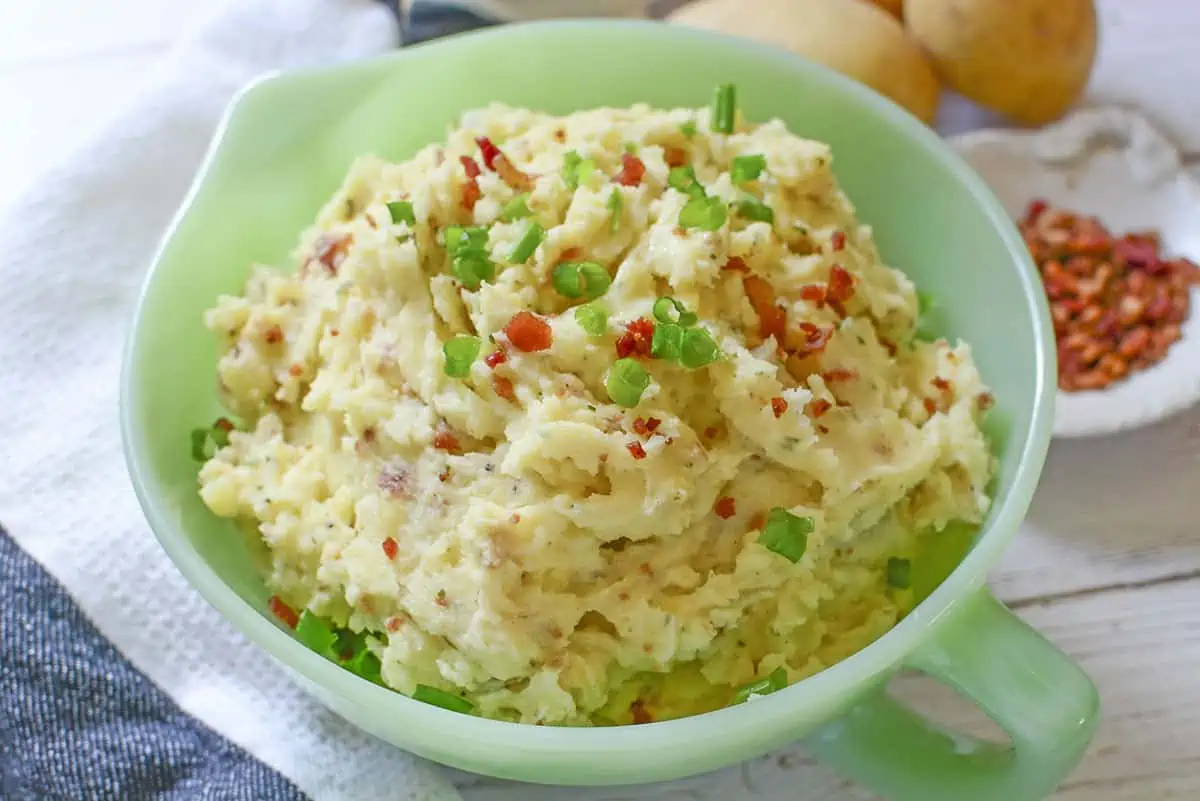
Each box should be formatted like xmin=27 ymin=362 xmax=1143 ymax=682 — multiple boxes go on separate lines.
xmin=0 ymin=2 xmax=464 ymax=799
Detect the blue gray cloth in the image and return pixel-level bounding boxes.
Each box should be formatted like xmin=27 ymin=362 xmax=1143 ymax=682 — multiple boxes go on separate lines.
xmin=0 ymin=3 xmax=496 ymax=799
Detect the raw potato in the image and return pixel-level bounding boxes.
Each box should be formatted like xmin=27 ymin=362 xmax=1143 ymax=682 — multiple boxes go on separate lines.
xmin=668 ymin=0 xmax=939 ymax=124
xmin=905 ymin=0 xmax=1097 ymax=125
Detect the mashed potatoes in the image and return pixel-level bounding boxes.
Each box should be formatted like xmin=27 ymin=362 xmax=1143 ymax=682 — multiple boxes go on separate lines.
xmin=197 ymin=97 xmax=995 ymax=726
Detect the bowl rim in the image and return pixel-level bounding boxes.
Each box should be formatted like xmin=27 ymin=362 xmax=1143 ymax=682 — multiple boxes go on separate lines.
xmin=120 ymin=19 xmax=1055 ymax=750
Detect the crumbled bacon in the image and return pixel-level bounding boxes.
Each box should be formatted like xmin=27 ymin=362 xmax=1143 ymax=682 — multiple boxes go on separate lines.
xmin=880 ymin=337 xmax=898 ymax=356
xmin=631 ymin=699 xmax=653 ymax=724
xmin=743 ymin=275 xmax=787 ymax=342
xmin=616 ymin=152 xmax=646 ymax=187
xmin=214 ymin=418 xmax=235 ymax=434
xmin=313 ymin=233 xmax=352 ymax=275
xmin=475 ymin=136 xmax=501 ymax=170
xmin=382 ymin=537 xmax=398 ymax=560
xmin=807 ymin=398 xmax=833 ymax=418
xmin=931 ymin=376 xmax=951 ymax=392
xmin=722 ymin=256 xmax=749 ymax=273
xmin=923 ymin=397 xmax=938 ymax=416
xmin=494 ymin=154 xmax=534 ymax=192
xmin=287 ymin=364 xmax=303 ymax=377
xmin=714 ymin=496 xmax=736 ymax=519
xmin=663 ymin=145 xmax=688 ymax=168
xmin=826 ymin=264 xmax=856 ymax=317
xmin=558 ymin=246 xmax=583 ymax=262
xmin=977 ymin=392 xmax=995 ymax=411
xmin=433 ymin=429 xmax=462 ymax=454
xmin=493 ymin=375 xmax=517 ymax=402
xmin=263 ymin=325 xmax=283 ymax=344
xmin=267 ymin=596 xmax=299 ymax=629
xmin=793 ymin=322 xmax=833 ymax=356
xmin=703 ymin=426 xmax=720 ymax=439
xmin=615 ymin=317 xmax=655 ymax=359
xmin=632 ymin=417 xmax=662 ymax=437
xmin=770 ymin=397 xmax=788 ymax=418
xmin=459 ymin=155 xmax=481 ymax=179
xmin=504 ymin=311 xmax=553 ymax=352
xmin=386 ymin=616 xmax=404 ymax=632
xmin=485 ymin=348 xmax=508 ymax=369
xmin=461 ymin=179 xmax=481 ymax=211
xmin=799 ymin=284 xmax=826 ymax=306
xmin=822 ymin=368 xmax=857 ymax=383
xmin=748 ymin=512 xmax=766 ymax=530
xmin=830 ymin=231 xmax=846 ymax=251
xmin=626 ymin=441 xmax=647 ymax=460
xmin=645 ymin=417 xmax=661 ymax=433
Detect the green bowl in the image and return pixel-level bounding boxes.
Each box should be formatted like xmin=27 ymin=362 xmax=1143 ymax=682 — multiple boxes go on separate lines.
xmin=121 ymin=20 xmax=1097 ymax=801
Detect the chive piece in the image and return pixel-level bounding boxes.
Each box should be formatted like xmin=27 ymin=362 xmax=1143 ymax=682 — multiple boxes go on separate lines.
xmin=387 ymin=201 xmax=415 ymax=225
xmin=651 ymin=322 xmax=683 ymax=362
xmin=607 ymin=188 xmax=623 ymax=233
xmin=887 ymin=557 xmax=912 ymax=589
xmin=915 ymin=291 xmax=937 ymax=339
xmin=445 ymin=225 xmax=488 ymax=256
xmin=209 ymin=424 xmax=231 ymax=449
xmin=562 ymin=151 xmax=584 ymax=189
xmin=190 ymin=428 xmax=209 ymax=462
xmin=711 ymin=84 xmax=737 ymax=134
xmin=736 ymin=197 xmax=774 ymax=224
xmin=732 ymin=666 xmax=788 ymax=704
xmin=731 ymin=154 xmax=767 ymax=184
xmin=606 ymin=358 xmax=651 ymax=408
xmin=679 ymin=328 xmax=720 ymax=368
xmin=652 ymin=296 xmax=698 ymax=327
xmin=575 ymin=302 xmax=608 ymax=336
xmin=553 ymin=261 xmax=611 ymax=300
xmin=413 ymin=684 xmax=474 ymax=714
xmin=510 ymin=222 xmax=545 ymax=263
xmin=296 ymin=611 xmax=338 ymax=657
xmin=343 ymin=648 xmax=383 ymax=685
xmin=679 ymin=196 xmax=727 ymax=231
xmin=667 ymin=165 xmax=705 ymax=199
xmin=501 ymin=194 xmax=532 ymax=222
xmin=681 ymin=121 xmax=697 ymax=139
xmin=758 ymin=507 xmax=813 ymax=563
xmin=578 ymin=262 xmax=612 ymax=299
xmin=623 ymin=141 xmax=639 ymax=154
xmin=578 ymin=158 xmax=597 ymax=186
xmin=443 ymin=335 xmax=482 ymax=378
xmin=451 ymin=253 xmax=494 ymax=290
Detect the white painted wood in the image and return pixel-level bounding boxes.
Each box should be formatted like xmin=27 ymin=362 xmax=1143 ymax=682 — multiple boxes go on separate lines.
xmin=1 ymin=0 xmax=1198 ymax=799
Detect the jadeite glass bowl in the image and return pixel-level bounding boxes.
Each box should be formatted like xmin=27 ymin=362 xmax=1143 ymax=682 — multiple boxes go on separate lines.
xmin=121 ymin=20 xmax=1098 ymax=801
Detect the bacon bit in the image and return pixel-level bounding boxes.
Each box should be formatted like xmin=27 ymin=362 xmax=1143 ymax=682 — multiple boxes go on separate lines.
xmin=459 ymin=155 xmax=481 ymax=179
xmin=826 ymin=264 xmax=855 ymax=317
xmin=558 ymin=246 xmax=583 ymax=262
xmin=475 ymin=136 xmax=501 ymax=170
xmin=799 ymin=284 xmax=826 ymax=306
xmin=743 ymin=275 xmax=787 ymax=342
xmin=770 ymin=396 xmax=788 ymax=418
xmin=931 ymin=376 xmax=951 ymax=392
xmin=830 ymin=231 xmax=846 ymax=251
xmin=267 ymin=596 xmax=299 ymax=629
xmin=329 ymin=328 xmax=339 ymax=337
xmin=493 ymin=375 xmax=517 ymax=402
xmin=313 ymin=233 xmax=352 ymax=275
xmin=627 ymin=440 xmax=647 ymax=460
xmin=434 ymin=590 xmax=449 ymax=608
xmin=461 ymin=178 xmax=481 ymax=212
xmin=263 ymin=325 xmax=283 ymax=344
xmin=817 ymin=424 xmax=830 ymax=434
xmin=361 ymin=427 xmax=376 ymax=444
xmin=714 ymin=496 xmax=736 ymax=519
xmin=433 ymin=429 xmax=462 ymax=454
xmin=438 ymin=468 xmax=451 ymax=482
xmin=377 ymin=462 xmax=411 ymax=498
xmin=645 ymin=417 xmax=661 ymax=433
xmin=1025 ymin=199 xmax=1048 ymax=223
xmin=485 ymin=348 xmax=508 ymax=369
xmin=618 ymin=591 xmax=630 ymax=601
xmin=287 ymin=364 xmax=303 ymax=377
xmin=631 ymin=699 xmax=654 ymax=724
xmin=663 ymin=145 xmax=688 ymax=168
xmin=639 ymin=563 xmax=653 ymax=576
xmin=977 ymin=392 xmax=995 ymax=411
xmin=616 ymin=152 xmax=646 ymax=187
xmin=807 ymin=398 xmax=833 ymax=418
xmin=504 ymin=311 xmax=553 ymax=352
xmin=793 ymin=322 xmax=834 ymax=356
xmin=880 ymin=337 xmax=898 ymax=356
xmin=494 ymin=154 xmax=534 ymax=192
xmin=703 ymin=426 xmax=720 ymax=439
xmin=386 ymin=616 xmax=404 ymax=632
xmin=380 ymin=537 xmax=399 ymax=560
xmin=632 ymin=417 xmax=650 ymax=436
xmin=510 ymin=513 xmax=522 ymax=524
xmin=722 ymin=256 xmax=750 ymax=273
xmin=748 ymin=512 xmax=766 ymax=530
xmin=923 ymin=398 xmax=938 ymax=416
xmin=553 ymin=128 xmax=566 ymax=143
xmin=214 ymin=417 xmax=235 ymax=434
xmin=615 ymin=317 xmax=655 ymax=359
xmin=823 ymin=368 xmax=857 ymax=383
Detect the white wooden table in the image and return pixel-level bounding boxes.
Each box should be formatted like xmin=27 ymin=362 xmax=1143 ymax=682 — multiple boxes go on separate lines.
xmin=4 ymin=2 xmax=1198 ymax=799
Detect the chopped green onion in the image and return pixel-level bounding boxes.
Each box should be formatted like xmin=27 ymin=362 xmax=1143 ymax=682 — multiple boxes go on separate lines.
xmin=758 ymin=507 xmax=813 ymax=563
xmin=562 ymin=151 xmax=595 ymax=190
xmin=736 ymin=197 xmax=775 ymax=224
xmin=678 ymin=195 xmax=727 ymax=231
xmin=443 ymin=335 xmax=482 ymax=378
xmin=607 ymin=188 xmax=623 ymax=233
xmin=578 ymin=158 xmax=597 ymax=185
xmin=413 ymin=684 xmax=474 ymax=714
xmin=444 ymin=225 xmax=488 ymax=256
xmin=652 ymin=296 xmax=698 ymax=327
xmin=915 ymin=291 xmax=938 ymax=340
xmin=606 ymin=358 xmax=650 ymax=408
xmin=191 ymin=420 xmax=234 ymax=462
xmin=343 ymin=647 xmax=383 ymax=684
xmin=679 ymin=328 xmax=721 ymax=369
xmin=210 ymin=424 xmax=231 ymax=449
xmin=623 ymin=141 xmax=640 ymax=154
xmin=553 ymin=261 xmax=611 ymax=300
xmin=711 ymin=84 xmax=737 ymax=134
xmin=190 ymin=429 xmax=209 ymax=462
xmin=651 ymin=322 xmax=683 ymax=362
xmin=450 ymin=253 xmax=494 ymax=290
xmin=667 ymin=165 xmax=705 ymax=199
xmin=510 ymin=222 xmax=545 ymax=263
xmin=574 ymin=302 xmax=608 ymax=336
xmin=732 ymin=666 xmax=788 ymax=704
xmin=296 ymin=611 xmax=338 ymax=657
xmin=887 ymin=557 xmax=912 ymax=589
xmin=918 ymin=291 xmax=935 ymax=315
xmin=731 ymin=154 xmax=767 ymax=184
xmin=681 ymin=121 xmax=697 ymax=139
xmin=386 ymin=200 xmax=415 ymax=225
xmin=501 ymin=194 xmax=532 ymax=222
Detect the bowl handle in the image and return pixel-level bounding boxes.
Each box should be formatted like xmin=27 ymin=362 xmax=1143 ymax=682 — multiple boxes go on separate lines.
xmin=806 ymin=588 xmax=1099 ymax=801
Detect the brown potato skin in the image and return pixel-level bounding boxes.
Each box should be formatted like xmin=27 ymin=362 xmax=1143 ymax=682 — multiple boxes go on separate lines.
xmin=669 ymin=0 xmax=940 ymax=123
xmin=904 ymin=0 xmax=1097 ymax=125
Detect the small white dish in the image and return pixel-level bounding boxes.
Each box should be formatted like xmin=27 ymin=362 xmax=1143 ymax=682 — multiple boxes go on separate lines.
xmin=950 ymin=106 xmax=1200 ymax=439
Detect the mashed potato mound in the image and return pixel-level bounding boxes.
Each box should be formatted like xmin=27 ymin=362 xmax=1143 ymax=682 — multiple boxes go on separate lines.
xmin=198 ymin=101 xmax=995 ymax=726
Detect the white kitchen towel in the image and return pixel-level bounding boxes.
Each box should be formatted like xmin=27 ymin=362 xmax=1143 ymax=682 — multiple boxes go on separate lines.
xmin=0 ymin=1 xmax=463 ymax=799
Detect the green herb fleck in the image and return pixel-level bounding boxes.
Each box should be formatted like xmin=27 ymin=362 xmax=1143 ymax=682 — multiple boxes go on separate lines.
xmin=574 ymin=302 xmax=608 ymax=336
xmin=887 ymin=557 xmax=912 ymax=589
xmin=758 ymin=507 xmax=813 ymax=563
xmin=711 ymin=83 xmax=737 ymax=134
xmin=443 ymin=335 xmax=482 ymax=378
xmin=386 ymin=200 xmax=415 ymax=225
xmin=606 ymin=358 xmax=651 ymax=408
xmin=732 ymin=666 xmax=788 ymax=704
xmin=413 ymin=684 xmax=474 ymax=714
xmin=509 ymin=221 xmax=545 ymax=264
xmin=736 ymin=197 xmax=774 ymax=224
xmin=606 ymin=188 xmax=623 ymax=233
xmin=500 ymin=194 xmax=532 ymax=222
xmin=731 ymin=154 xmax=767 ymax=184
